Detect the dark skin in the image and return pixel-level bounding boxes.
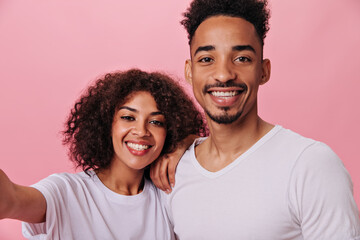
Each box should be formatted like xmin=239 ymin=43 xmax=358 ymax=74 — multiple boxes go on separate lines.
xmin=0 ymin=169 xmax=46 ymax=222
xmin=150 ymin=134 xmax=198 ymax=193
xmin=0 ymin=92 xmax=169 ymax=222
xmin=150 ymin=15 xmax=272 ymax=192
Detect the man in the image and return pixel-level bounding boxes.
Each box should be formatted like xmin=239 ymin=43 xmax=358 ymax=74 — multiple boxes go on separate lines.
xmin=151 ymin=0 xmax=360 ymax=239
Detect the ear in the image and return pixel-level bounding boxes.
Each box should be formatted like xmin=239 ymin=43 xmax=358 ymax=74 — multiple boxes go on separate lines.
xmin=260 ymin=58 xmax=271 ymax=85
xmin=184 ymin=59 xmax=193 ymax=86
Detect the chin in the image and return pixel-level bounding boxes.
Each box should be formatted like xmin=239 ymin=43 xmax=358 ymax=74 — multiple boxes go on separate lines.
xmin=125 ymin=160 xmax=150 ymax=171
xmin=206 ymin=109 xmax=243 ymax=124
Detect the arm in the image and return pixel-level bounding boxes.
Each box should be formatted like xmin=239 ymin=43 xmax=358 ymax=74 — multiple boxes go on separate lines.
xmin=0 ymin=169 xmax=46 ymax=223
xmin=150 ymin=134 xmax=197 ymax=193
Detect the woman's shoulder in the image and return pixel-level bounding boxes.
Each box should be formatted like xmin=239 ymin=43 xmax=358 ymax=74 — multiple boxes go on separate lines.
xmin=31 ymin=171 xmax=96 ymax=195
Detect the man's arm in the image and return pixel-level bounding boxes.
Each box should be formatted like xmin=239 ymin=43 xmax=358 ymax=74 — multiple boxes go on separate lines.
xmin=0 ymin=169 xmax=46 ymax=223
xmin=150 ymin=134 xmax=197 ymax=193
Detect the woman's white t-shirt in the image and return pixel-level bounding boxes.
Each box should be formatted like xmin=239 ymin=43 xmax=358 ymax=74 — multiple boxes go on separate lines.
xmin=22 ymin=171 xmax=174 ymax=240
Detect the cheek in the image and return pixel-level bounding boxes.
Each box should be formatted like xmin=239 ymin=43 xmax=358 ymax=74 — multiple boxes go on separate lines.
xmin=191 ymin=79 xmax=204 ymax=96
xmin=112 ymin=132 xmax=123 ymax=153
xmin=154 ymin=129 xmax=167 ymax=149
xmin=112 ymin=124 xmax=129 ymax=144
xmin=253 ymin=64 xmax=263 ymax=79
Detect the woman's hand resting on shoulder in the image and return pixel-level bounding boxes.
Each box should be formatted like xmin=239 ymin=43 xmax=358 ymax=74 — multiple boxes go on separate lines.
xmin=150 ymin=134 xmax=198 ymax=193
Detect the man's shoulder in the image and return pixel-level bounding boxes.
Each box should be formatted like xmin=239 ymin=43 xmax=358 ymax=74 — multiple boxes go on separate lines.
xmin=277 ymin=127 xmax=335 ymax=154
xmin=276 ymin=126 xmax=315 ymax=143
xmin=272 ymin=126 xmax=324 ymax=151
xmin=180 ymin=137 xmax=206 ymax=159
xmin=275 ymin=127 xmax=343 ymax=176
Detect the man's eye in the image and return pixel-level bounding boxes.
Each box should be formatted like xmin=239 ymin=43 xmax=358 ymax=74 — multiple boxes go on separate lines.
xmin=199 ymin=57 xmax=213 ymax=63
xmin=235 ymin=56 xmax=251 ymax=62
xmin=149 ymin=120 xmax=164 ymax=127
xmin=120 ymin=116 xmax=135 ymax=121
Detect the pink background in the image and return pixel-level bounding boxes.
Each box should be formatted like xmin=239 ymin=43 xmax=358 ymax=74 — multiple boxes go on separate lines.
xmin=0 ymin=0 xmax=359 ymax=238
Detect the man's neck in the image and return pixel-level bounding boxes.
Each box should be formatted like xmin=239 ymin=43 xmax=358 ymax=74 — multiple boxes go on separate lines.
xmin=196 ymin=115 xmax=274 ymax=172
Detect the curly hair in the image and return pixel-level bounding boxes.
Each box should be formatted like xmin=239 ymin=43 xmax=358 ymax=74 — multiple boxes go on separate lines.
xmin=181 ymin=0 xmax=270 ymax=46
xmin=63 ymin=69 xmax=205 ymax=173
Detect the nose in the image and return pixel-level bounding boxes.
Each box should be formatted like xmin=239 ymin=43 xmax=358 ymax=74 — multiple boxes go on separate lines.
xmin=213 ymin=60 xmax=236 ymax=82
xmin=132 ymin=121 xmax=150 ymax=137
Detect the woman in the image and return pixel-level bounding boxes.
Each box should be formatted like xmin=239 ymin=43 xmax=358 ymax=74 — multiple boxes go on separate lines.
xmin=0 ymin=69 xmax=204 ymax=239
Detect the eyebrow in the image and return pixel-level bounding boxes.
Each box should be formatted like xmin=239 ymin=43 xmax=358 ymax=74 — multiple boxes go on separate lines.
xmin=232 ymin=45 xmax=256 ymax=53
xmin=118 ymin=106 xmax=163 ymax=116
xmin=194 ymin=44 xmax=256 ymax=56
xmin=194 ymin=45 xmax=215 ymax=56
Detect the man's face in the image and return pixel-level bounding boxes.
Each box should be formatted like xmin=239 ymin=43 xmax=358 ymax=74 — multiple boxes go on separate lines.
xmin=185 ymin=15 xmax=270 ymax=125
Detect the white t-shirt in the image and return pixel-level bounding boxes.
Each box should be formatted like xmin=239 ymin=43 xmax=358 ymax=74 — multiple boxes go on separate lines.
xmin=22 ymin=171 xmax=174 ymax=240
xmin=160 ymin=125 xmax=360 ymax=240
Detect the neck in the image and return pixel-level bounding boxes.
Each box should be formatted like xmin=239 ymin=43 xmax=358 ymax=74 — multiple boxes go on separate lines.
xmin=196 ymin=112 xmax=274 ymax=171
xmin=96 ymin=160 xmax=145 ymax=196
xmin=210 ymin=116 xmax=271 ymax=151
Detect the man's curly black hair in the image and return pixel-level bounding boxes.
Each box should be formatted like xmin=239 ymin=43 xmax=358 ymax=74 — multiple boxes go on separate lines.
xmin=181 ymin=0 xmax=270 ymax=47
xmin=63 ymin=69 xmax=206 ymax=173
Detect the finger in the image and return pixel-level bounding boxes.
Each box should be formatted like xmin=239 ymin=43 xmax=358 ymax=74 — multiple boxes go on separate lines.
xmin=168 ymin=157 xmax=180 ymax=188
xmin=159 ymin=156 xmax=172 ymax=193
xmin=167 ymin=144 xmax=187 ymax=188
xmin=150 ymin=159 xmax=166 ymax=191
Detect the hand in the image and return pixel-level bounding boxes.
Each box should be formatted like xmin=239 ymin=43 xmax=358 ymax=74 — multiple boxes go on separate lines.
xmin=150 ymin=153 xmax=179 ymax=194
xmin=150 ymin=134 xmax=197 ymax=193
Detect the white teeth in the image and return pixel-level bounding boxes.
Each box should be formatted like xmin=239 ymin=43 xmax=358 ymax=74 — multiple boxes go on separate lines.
xmin=127 ymin=142 xmax=150 ymax=151
xmin=211 ymin=91 xmax=238 ymax=97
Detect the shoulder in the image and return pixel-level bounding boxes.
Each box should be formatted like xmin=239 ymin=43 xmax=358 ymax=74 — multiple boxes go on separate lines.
xmin=283 ymin=129 xmax=352 ymax=201
xmin=36 ymin=171 xmax=91 ymax=185
xmin=272 ymin=127 xmax=341 ymax=165
xmin=284 ymin=135 xmax=360 ymax=238
xmin=275 ymin=127 xmax=352 ymax=194
xmin=144 ymin=179 xmax=163 ymax=199
xmin=175 ymin=138 xmax=205 ymax=173
xmin=176 ymin=138 xmax=203 ymax=164
xmin=31 ymin=171 xmax=94 ymax=197
xmin=277 ymin=127 xmax=348 ymax=182
xmin=293 ymin=140 xmax=345 ymax=175
xmin=146 ymin=178 xmax=157 ymax=194
xmin=273 ymin=126 xmax=317 ymax=148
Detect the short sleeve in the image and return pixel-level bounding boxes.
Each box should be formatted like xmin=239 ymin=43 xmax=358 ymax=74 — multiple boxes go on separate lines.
xmin=288 ymin=142 xmax=360 ymax=240
xmin=22 ymin=174 xmax=70 ymax=239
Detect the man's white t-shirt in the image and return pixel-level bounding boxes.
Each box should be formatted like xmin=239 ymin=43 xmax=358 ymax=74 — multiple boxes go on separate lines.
xmin=22 ymin=171 xmax=174 ymax=240
xmin=160 ymin=125 xmax=360 ymax=240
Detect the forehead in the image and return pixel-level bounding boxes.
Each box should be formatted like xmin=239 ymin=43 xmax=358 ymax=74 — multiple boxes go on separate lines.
xmin=190 ymin=16 xmax=261 ymax=55
xmin=121 ymin=91 xmax=158 ymax=109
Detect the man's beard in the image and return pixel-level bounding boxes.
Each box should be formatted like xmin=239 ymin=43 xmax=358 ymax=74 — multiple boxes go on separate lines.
xmin=202 ymin=82 xmax=246 ymax=124
xmin=205 ymin=108 xmax=243 ymax=124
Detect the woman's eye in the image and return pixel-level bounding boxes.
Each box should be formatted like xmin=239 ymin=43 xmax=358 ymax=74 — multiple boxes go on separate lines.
xmin=235 ymin=56 xmax=251 ymax=62
xmin=149 ymin=120 xmax=164 ymax=127
xmin=120 ymin=116 xmax=135 ymax=121
xmin=199 ymin=57 xmax=213 ymax=63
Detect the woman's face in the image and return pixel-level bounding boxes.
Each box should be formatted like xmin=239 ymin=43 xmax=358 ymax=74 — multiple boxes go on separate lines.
xmin=111 ymin=91 xmax=166 ymax=171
